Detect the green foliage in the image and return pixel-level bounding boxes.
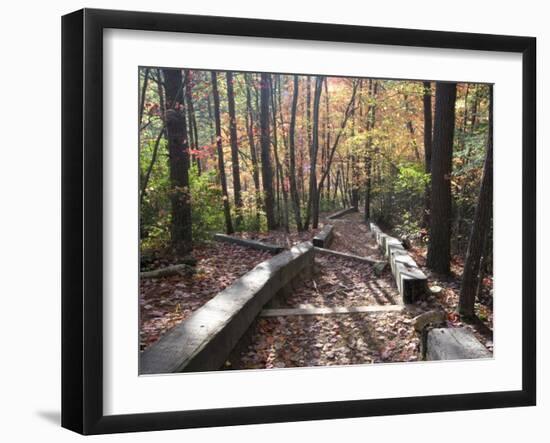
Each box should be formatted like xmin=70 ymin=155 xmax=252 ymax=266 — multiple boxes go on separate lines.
xmin=395 ymin=163 xmax=429 ymax=195
xmin=140 ymin=146 xmax=225 ymax=249
xmin=189 ymin=166 xmax=225 ymax=241
xmin=239 ymin=189 xmax=264 ymax=232
xmin=140 ymin=136 xmax=171 ymax=251
xmin=393 ymin=211 xmax=422 ymax=239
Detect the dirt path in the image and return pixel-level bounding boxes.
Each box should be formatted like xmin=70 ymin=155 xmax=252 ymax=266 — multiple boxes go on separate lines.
xmin=231 ymin=211 xmax=425 ymax=369
xmin=141 ymin=210 xmax=493 ymax=367
xmin=236 ymin=311 xmax=420 ymax=369
xmin=329 ymin=211 xmax=381 ymax=258
xmin=284 ymin=254 xmax=399 ymax=307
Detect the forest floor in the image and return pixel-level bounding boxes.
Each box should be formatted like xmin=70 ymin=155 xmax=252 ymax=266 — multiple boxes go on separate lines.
xmin=139 ymin=242 xmax=272 ymax=350
xmin=140 ymin=210 xmax=494 ymax=366
xmin=406 ymin=244 xmax=494 ymax=351
xmin=231 ymin=212 xmax=493 ymax=369
xmin=232 ymin=213 xmax=420 ymax=369
xmin=139 ymin=224 xmax=322 ymax=350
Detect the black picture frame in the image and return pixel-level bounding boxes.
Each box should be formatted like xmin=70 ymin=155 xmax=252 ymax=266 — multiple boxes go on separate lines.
xmin=62 ymin=8 xmax=536 ymax=435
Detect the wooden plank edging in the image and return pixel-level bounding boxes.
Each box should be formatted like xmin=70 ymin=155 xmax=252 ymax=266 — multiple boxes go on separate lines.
xmin=312 ymin=225 xmax=334 ymax=248
xmin=213 ymin=233 xmax=284 ymax=254
xmin=313 ymin=246 xmax=383 ymax=265
xmin=261 ymin=305 xmax=404 ymax=317
xmin=140 ymin=242 xmax=314 ymax=374
xmin=327 ymin=207 xmax=358 ymax=220
xmin=368 ymin=221 xmax=427 ymax=303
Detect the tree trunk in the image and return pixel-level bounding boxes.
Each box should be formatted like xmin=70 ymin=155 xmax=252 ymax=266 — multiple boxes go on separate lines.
xmin=422 ymin=81 xmax=433 ymax=229
xmin=139 ymin=68 xmax=150 ymax=128
xmin=303 ymin=76 xmax=312 ymax=205
xmin=207 ymin=93 xmax=215 ymax=145
xmin=333 ymin=169 xmax=340 ymax=204
xmin=404 ymin=94 xmax=421 ymax=161
xmin=464 ymin=85 xmax=479 ymax=164
xmin=351 ymin=79 xmax=364 ymax=209
xmin=277 ymin=76 xmax=291 ymax=232
xmin=245 ymin=74 xmax=262 ymax=226
xmin=288 ymin=75 xmax=303 ymax=230
xmin=226 ymin=71 xmax=243 ymax=229
xmin=427 ymin=82 xmax=457 ymax=274
xmin=323 ymin=78 xmax=331 ymax=202
xmin=459 ymin=85 xmax=493 ymax=317
xmin=184 ymin=70 xmax=201 ymax=174
xmin=162 ymin=68 xmax=193 ymax=255
xmin=304 ymin=76 xmax=323 ymax=230
xmin=260 ymin=73 xmax=277 ymax=230
xmin=364 ymin=80 xmax=378 ymax=221
xmin=461 ymin=84 xmax=470 ymax=149
xmin=211 ymin=71 xmax=234 ymax=234
xmin=270 ymin=75 xmax=289 ymax=231
xmin=470 ymin=85 xmax=479 ymax=131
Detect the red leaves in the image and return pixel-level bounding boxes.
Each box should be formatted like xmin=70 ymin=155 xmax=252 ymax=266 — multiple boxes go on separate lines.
xmin=447 ymin=311 xmax=460 ymax=322
xmin=187 ymin=144 xmax=216 ymax=159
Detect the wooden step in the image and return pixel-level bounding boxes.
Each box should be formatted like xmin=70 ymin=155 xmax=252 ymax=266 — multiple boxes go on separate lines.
xmin=260 ymin=304 xmax=404 ymax=317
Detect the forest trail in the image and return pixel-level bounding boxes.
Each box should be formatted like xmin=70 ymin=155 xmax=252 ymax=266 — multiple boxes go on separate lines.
xmin=140 ymin=211 xmax=493 ymax=367
xmin=229 ymin=212 xmax=423 ymax=369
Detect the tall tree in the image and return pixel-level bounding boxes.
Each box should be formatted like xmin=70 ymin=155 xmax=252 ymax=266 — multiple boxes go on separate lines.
xmin=184 ymin=70 xmax=201 ymax=174
xmin=271 ymin=75 xmax=290 ymax=232
xmin=459 ymin=85 xmax=493 ymax=317
xmin=364 ymin=80 xmax=379 ymax=221
xmin=288 ymin=75 xmax=303 ymax=231
xmin=139 ymin=68 xmax=150 ymax=128
xmin=162 ymin=68 xmax=192 ymax=255
xmin=350 ymin=79 xmax=362 ymax=209
xmin=226 ymin=71 xmax=243 ymax=229
xmin=404 ymin=94 xmax=421 ymax=161
xmin=211 ymin=71 xmax=234 ymax=234
xmin=422 ymin=81 xmax=433 ymax=229
xmin=427 ymin=82 xmax=457 ymax=274
xmin=469 ymin=85 xmax=480 ymax=131
xmin=244 ymin=74 xmax=262 ymax=225
xmin=260 ymin=73 xmax=277 ymax=230
xmin=460 ymin=84 xmax=470 ymax=148
xmin=304 ymin=76 xmax=324 ymax=230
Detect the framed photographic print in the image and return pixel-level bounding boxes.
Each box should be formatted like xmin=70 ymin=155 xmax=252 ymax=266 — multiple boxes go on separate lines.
xmin=61 ymin=8 xmax=536 ymax=435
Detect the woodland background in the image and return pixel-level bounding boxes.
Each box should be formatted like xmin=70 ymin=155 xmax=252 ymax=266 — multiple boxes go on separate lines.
xmin=139 ymin=68 xmax=492 ymax=328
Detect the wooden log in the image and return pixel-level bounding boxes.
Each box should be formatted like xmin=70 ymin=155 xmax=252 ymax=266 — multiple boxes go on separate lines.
xmin=425 ymin=327 xmax=492 ymax=361
xmin=140 ymin=242 xmax=314 ymax=374
xmin=261 ymin=305 xmax=404 ymax=317
xmin=312 ymin=224 xmax=334 ymax=248
xmin=313 ymin=246 xmax=384 ymax=265
xmin=140 ymin=263 xmax=194 ymax=279
xmin=327 ymin=207 xmax=358 ymax=219
xmin=213 ymin=233 xmax=284 ymax=254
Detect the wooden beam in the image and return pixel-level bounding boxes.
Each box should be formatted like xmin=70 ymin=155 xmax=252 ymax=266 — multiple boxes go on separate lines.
xmin=314 ymin=246 xmax=384 ymax=265
xmin=213 ymin=233 xmax=284 ymax=254
xmin=260 ymin=305 xmax=404 ymax=317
